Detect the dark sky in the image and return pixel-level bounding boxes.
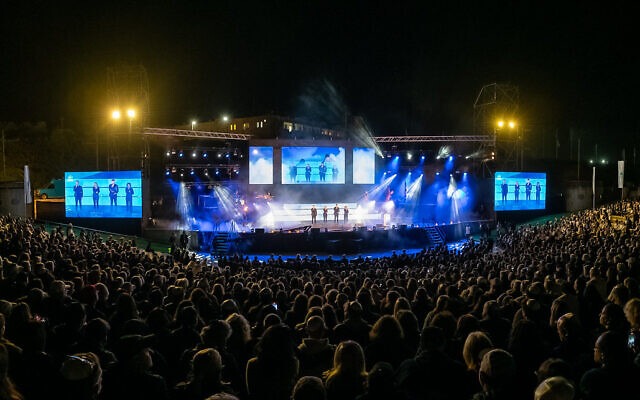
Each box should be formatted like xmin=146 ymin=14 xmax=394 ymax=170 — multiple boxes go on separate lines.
xmin=1 ymin=1 xmax=638 ymax=151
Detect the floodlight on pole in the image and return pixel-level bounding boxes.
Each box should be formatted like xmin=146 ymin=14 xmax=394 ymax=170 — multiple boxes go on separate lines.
xmin=112 ymin=110 xmax=121 ymax=120
xmin=191 ymin=120 xmax=197 ymax=131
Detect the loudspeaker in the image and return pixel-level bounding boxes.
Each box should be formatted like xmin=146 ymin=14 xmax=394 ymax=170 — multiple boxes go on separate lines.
xmin=255 ymin=228 xmax=265 ymax=234
xmin=311 ymin=227 xmax=320 ymax=234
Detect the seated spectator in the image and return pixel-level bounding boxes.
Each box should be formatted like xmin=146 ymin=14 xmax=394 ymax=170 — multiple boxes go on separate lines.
xmin=365 ymin=315 xmax=409 ymax=369
xmin=246 ymin=324 xmax=298 ymax=400
xmin=356 ymin=362 xmax=404 ymax=400
xmin=580 ymin=330 xmax=640 ymax=400
xmin=333 ymin=302 xmax=371 ymax=347
xmin=396 ymin=326 xmax=468 ymax=400
xmin=535 ymin=358 xmax=574 ymax=384
xmin=298 ymin=316 xmax=335 ymax=378
xmin=474 ymin=349 xmax=519 ymax=400
xmin=173 ymin=348 xmax=233 ymax=400
xmin=0 ymin=343 xmax=23 ymax=400
xmin=463 ymin=331 xmax=493 ymax=394
xmin=623 ymin=298 xmax=640 ymax=360
xmin=323 ymin=340 xmax=367 ymax=400
xmin=60 ymin=352 xmax=103 ymax=400
xmin=101 ymin=334 xmax=168 ymax=400
xmin=292 ymin=376 xmax=326 ymax=400
xmin=534 ymin=376 xmax=575 ymax=400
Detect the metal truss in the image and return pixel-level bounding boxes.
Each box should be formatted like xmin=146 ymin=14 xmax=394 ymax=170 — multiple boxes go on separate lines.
xmin=374 ymin=135 xmax=494 ymax=143
xmin=143 ymin=128 xmax=250 ymax=141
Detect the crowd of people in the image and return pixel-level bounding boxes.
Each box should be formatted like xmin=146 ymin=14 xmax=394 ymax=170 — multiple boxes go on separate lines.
xmin=0 ymin=201 xmax=639 ymax=400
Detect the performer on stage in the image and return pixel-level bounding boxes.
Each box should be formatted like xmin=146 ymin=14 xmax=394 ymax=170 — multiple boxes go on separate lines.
xmin=323 ymin=206 xmax=328 ymax=223
xmin=92 ymin=182 xmax=100 ymax=209
xmin=305 ymin=163 xmax=312 ymax=182
xmin=501 ymin=179 xmax=508 ymax=203
xmin=109 ymin=179 xmax=119 ymax=206
xmin=311 ymin=205 xmax=317 ymax=224
xmin=343 ymin=205 xmax=349 ymax=223
xmin=514 ymin=181 xmax=520 ymax=202
xmin=536 ymin=181 xmax=542 ymax=202
xmin=333 ymin=204 xmax=340 ymax=222
xmin=525 ymin=178 xmax=532 ymax=200
xmin=125 ymin=182 xmax=134 ymax=212
xmin=73 ymin=180 xmax=83 ymax=209
xmin=319 ymin=162 xmax=327 ymax=181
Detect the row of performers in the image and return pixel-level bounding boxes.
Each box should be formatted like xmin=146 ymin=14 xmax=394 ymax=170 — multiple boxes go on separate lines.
xmin=310 ymin=205 xmax=350 ymax=223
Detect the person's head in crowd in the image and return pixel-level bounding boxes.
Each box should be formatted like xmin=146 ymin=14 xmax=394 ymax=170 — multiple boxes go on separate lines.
xmin=456 ymin=314 xmax=480 ymax=340
xmin=478 ymin=349 xmax=516 ymax=397
xmin=534 ymin=376 xmax=575 ymax=400
xmin=0 ymin=343 xmax=23 ymax=400
xmin=219 ymin=299 xmax=239 ymax=319
xmin=192 ymin=348 xmax=223 ymax=383
xmin=114 ymin=334 xmax=156 ymax=373
xmin=0 ymin=301 xmax=12 ymax=319
xmin=146 ymin=307 xmax=171 ymax=333
xmin=593 ymin=330 xmax=629 ymax=368
xmin=344 ymin=301 xmax=363 ymax=320
xmin=325 ymin=340 xmax=366 ymax=381
xmin=84 ymin=318 xmax=110 ymax=349
xmin=263 ymin=313 xmax=282 ymax=330
xmin=176 ymin=305 xmax=199 ymax=329
xmin=535 ymin=358 xmax=573 ymax=384
xmin=556 ymin=313 xmax=581 ymax=343
xmin=205 ymin=393 xmax=240 ymax=400
xmin=482 ymin=300 xmax=501 ymax=320
xmin=114 ymin=293 xmax=139 ymax=320
xmin=202 ymin=320 xmax=232 ymax=349
xmin=226 ymin=313 xmax=251 ymax=344
xmin=549 ymin=299 xmax=570 ymax=329
xmin=429 ymin=311 xmax=456 ymax=341
xmin=305 ymin=316 xmax=327 ymax=340
xmin=292 ymin=376 xmax=326 ymax=400
xmin=608 ymin=284 xmax=630 ymax=307
xmin=60 ymin=352 xmax=102 ymax=400
xmin=419 ymin=326 xmax=445 ymax=353
xmin=370 ymin=315 xmax=403 ymax=343
xmin=365 ymin=362 xmax=396 ymax=397
xmin=599 ymin=303 xmax=629 ymax=332
xmin=255 ymin=324 xmax=295 ymax=362
xmin=624 ymin=298 xmax=640 ymax=330
xmin=463 ymin=331 xmax=493 ymax=372
xmin=49 ymin=280 xmax=69 ymax=299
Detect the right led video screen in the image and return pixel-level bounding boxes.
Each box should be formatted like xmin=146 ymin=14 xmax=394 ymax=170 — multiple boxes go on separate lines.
xmin=494 ymin=171 xmax=546 ymax=211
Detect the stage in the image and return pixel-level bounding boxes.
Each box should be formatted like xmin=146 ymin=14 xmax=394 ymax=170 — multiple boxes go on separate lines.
xmin=143 ymin=217 xmax=491 ymax=255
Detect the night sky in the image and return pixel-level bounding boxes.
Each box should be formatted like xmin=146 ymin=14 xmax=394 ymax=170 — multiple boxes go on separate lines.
xmin=1 ymin=1 xmax=638 ymax=155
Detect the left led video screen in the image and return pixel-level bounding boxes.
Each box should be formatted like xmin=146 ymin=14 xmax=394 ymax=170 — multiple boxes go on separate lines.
xmin=65 ymin=171 xmax=142 ymax=218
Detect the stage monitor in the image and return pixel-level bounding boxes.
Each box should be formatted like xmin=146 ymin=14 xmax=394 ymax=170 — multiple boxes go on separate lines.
xmin=353 ymin=147 xmax=376 ymax=184
xmin=65 ymin=171 xmax=142 ymax=218
xmin=249 ymin=146 xmax=274 ymax=184
xmin=494 ymin=171 xmax=546 ymax=211
xmin=281 ymin=146 xmax=345 ymax=184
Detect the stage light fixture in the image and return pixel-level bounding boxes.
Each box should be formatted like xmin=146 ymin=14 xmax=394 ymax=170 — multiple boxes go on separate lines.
xmin=165 ymin=169 xmax=170 ymax=176
xmin=407 ymin=153 xmax=412 ymax=160
xmin=171 ymin=167 xmax=177 ymax=173
xmin=165 ymin=150 xmax=171 ymax=157
xmin=421 ymin=155 xmax=425 ymax=161
xmin=192 ymin=151 xmax=197 ymax=158
xmin=190 ymin=169 xmax=195 ymax=175
xmin=203 ymin=152 xmax=208 ymax=158
xmin=204 ymin=169 xmax=209 ymax=176
xmin=178 ymin=151 xmax=184 ymax=158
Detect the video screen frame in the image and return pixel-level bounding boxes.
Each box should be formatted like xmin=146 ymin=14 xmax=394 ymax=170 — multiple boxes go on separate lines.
xmin=281 ymin=146 xmax=346 ymax=184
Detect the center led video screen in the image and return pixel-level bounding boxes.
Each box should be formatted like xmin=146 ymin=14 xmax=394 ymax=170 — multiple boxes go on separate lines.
xmin=281 ymin=146 xmax=345 ymax=184
xmin=494 ymin=171 xmax=546 ymax=211
xmin=65 ymin=170 xmax=142 ymax=218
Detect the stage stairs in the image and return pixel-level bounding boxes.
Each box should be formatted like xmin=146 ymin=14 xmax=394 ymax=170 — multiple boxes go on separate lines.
xmin=425 ymin=226 xmax=445 ymax=247
xmin=212 ymin=232 xmax=231 ymax=256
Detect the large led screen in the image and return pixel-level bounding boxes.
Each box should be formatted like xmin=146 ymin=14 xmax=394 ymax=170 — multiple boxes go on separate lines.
xmin=281 ymin=146 xmax=345 ymax=184
xmin=65 ymin=171 xmax=142 ymax=218
xmin=494 ymin=171 xmax=546 ymax=211
xmin=249 ymin=146 xmax=273 ymax=184
xmin=353 ymin=147 xmax=376 ymax=184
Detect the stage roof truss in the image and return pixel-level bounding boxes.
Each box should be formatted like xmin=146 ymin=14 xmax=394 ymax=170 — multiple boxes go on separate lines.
xmin=143 ymin=128 xmax=250 ymax=141
xmin=374 ymin=135 xmax=494 ymax=143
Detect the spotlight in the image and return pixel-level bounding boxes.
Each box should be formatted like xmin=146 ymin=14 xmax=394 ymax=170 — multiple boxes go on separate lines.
xmin=165 ymin=169 xmax=170 ymax=176
xmin=217 ymin=153 xmax=222 ymax=158
xmin=203 ymin=152 xmax=208 ymax=158
xmin=165 ymin=151 xmax=170 ymax=157
xmin=204 ymin=169 xmax=209 ymax=176
xmin=178 ymin=151 xmax=184 ymax=158
xmin=448 ymin=155 xmax=453 ymax=161
xmin=421 ymin=155 xmax=425 ymax=161
xmin=215 ymin=169 xmax=220 ymax=175
xmin=407 ymin=153 xmax=412 ymax=160
xmin=190 ymin=169 xmax=195 ymax=176
xmin=191 ymin=151 xmax=197 ymax=158
xmin=171 ymin=166 xmax=177 ymax=173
